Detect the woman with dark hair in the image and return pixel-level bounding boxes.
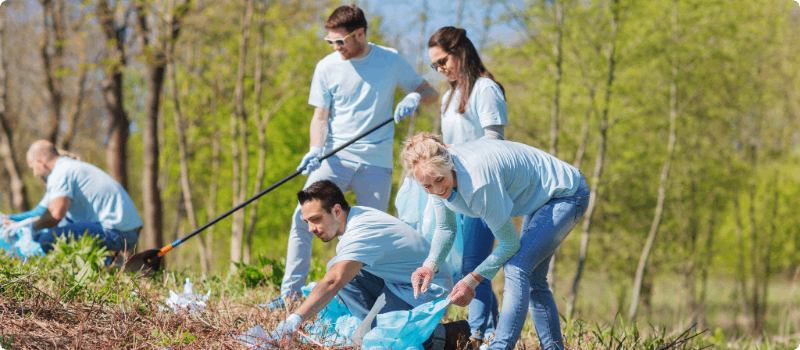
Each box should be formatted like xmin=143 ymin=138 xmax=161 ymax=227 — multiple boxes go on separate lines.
xmin=426 ymin=26 xmax=507 ymax=347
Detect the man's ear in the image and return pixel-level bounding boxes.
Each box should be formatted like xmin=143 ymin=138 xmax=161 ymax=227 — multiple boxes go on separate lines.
xmin=332 ymin=203 xmax=342 ymax=218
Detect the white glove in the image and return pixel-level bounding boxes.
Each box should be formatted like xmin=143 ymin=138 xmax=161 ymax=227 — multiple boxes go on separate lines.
xmin=270 ymin=313 xmax=302 ymax=340
xmin=2 ymin=218 xmax=34 ymax=243
xmin=296 ymin=146 xmax=323 ymax=175
xmin=393 ymin=92 xmax=422 ymax=123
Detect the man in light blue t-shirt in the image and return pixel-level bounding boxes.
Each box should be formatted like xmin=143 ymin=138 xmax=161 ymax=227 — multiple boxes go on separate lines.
xmin=24 ymin=140 xmax=143 ymax=255
xmin=268 ymin=180 xmax=466 ymax=349
xmin=279 ymin=4 xmax=439 ymax=302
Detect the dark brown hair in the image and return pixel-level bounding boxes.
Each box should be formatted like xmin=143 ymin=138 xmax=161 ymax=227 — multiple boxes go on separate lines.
xmin=428 ymin=27 xmax=504 ymax=114
xmin=297 ymin=180 xmax=351 ymax=213
xmin=325 ymin=5 xmax=368 ymax=35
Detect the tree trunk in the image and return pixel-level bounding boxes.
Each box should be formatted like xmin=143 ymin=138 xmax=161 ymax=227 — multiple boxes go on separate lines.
xmin=58 ymin=65 xmax=88 ymax=151
xmin=39 ymin=0 xmax=66 ymax=144
xmin=168 ymin=40 xmax=207 ymax=272
xmin=230 ymin=0 xmax=253 ymax=270
xmin=139 ymin=0 xmax=165 ymax=259
xmin=733 ymin=193 xmax=750 ymax=331
xmin=98 ymin=0 xmax=130 ymax=189
xmin=572 ymin=86 xmax=596 ymax=168
xmin=566 ymin=0 xmax=619 ymax=318
xmin=206 ymin=131 xmax=220 ymax=270
xmin=567 ymin=0 xmax=619 ymax=318
xmin=627 ymin=0 xmax=679 ymax=320
xmin=547 ymin=0 xmax=564 ymax=293
xmin=244 ymin=4 xmax=264 ymax=266
xmin=0 ymin=16 xmax=29 ymax=211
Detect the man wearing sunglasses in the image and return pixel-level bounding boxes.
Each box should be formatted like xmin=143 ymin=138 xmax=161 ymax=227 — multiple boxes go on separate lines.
xmin=277 ymin=5 xmax=439 ymax=306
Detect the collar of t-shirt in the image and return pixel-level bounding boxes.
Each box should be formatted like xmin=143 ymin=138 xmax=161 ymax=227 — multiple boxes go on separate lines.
xmin=348 ymin=43 xmax=374 ymax=66
xmin=447 ymin=187 xmax=459 ymax=202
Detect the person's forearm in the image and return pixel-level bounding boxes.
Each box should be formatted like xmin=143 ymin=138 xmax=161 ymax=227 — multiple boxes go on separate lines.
xmin=480 ymin=125 xmax=505 ymax=140
xmin=309 ymin=108 xmax=330 ymax=148
xmin=32 ymin=212 xmax=60 ymax=230
xmin=293 ymin=273 xmax=347 ymax=321
xmin=473 ymin=218 xmax=520 ymax=279
xmin=426 ymin=201 xmax=457 ymax=269
xmin=8 ymin=205 xmax=47 ymax=221
xmin=415 ymin=81 xmax=439 ymax=106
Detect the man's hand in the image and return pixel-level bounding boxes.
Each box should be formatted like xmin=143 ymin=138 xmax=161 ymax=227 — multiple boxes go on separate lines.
xmin=411 ymin=265 xmax=434 ymax=299
xmin=270 ymin=313 xmax=302 ymax=340
xmin=2 ymin=218 xmax=34 ymax=243
xmin=393 ymin=92 xmax=422 ymax=123
xmin=296 ymin=146 xmax=323 ymax=175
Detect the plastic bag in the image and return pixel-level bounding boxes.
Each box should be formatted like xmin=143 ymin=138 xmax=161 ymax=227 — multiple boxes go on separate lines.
xmin=299 ymin=282 xmax=361 ymax=347
xmin=159 ymin=278 xmax=211 ymax=313
xmin=0 ymin=219 xmax=44 ymax=259
xmin=361 ymin=297 xmax=450 ymax=350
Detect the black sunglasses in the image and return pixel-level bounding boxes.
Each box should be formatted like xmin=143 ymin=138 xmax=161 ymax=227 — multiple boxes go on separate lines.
xmin=430 ymin=53 xmax=450 ymax=70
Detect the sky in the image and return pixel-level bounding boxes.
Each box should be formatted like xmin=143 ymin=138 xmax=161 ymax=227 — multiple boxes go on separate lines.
xmin=353 ymin=0 xmax=527 ymax=82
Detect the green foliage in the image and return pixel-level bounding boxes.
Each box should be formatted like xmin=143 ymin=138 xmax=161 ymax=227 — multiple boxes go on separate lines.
xmin=235 ymin=254 xmax=327 ymax=290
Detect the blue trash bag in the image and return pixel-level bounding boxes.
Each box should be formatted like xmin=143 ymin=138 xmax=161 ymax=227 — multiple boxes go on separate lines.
xmin=361 ymin=297 xmax=451 ymax=350
xmin=299 ymin=282 xmax=361 ymax=347
xmin=395 ymin=178 xmax=465 ymax=281
xmin=0 ymin=223 xmax=45 ymax=259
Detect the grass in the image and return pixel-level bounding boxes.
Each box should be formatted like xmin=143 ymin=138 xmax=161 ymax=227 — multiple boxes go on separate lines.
xmin=0 ymin=237 xmax=786 ymax=349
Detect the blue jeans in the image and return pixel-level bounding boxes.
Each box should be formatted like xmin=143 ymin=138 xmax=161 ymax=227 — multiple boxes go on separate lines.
xmin=460 ymin=214 xmax=499 ymax=340
xmin=282 ymin=156 xmax=393 ymax=298
xmin=34 ymin=221 xmax=140 ymax=254
xmin=490 ymin=180 xmax=590 ymax=350
xmin=337 ymin=269 xmax=444 ymax=350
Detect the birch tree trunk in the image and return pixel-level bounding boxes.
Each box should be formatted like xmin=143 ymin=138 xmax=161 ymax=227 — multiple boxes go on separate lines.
xmin=566 ymin=0 xmax=619 ymax=318
xmin=0 ymin=13 xmax=30 ymax=211
xmin=572 ymin=86 xmax=595 ymax=168
xmin=243 ymin=5 xmax=264 ymax=266
xmin=627 ymin=0 xmax=679 ymax=321
xmin=230 ymin=0 xmax=253 ymax=269
xmin=547 ymin=0 xmax=564 ymax=293
xmin=167 ymin=24 xmax=207 ymax=272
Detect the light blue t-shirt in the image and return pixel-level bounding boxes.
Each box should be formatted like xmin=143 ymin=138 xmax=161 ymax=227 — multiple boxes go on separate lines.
xmin=45 ymin=157 xmax=143 ymax=231
xmin=327 ymin=207 xmax=453 ymax=307
xmin=441 ymin=140 xmax=584 ymax=232
xmin=441 ymin=77 xmax=508 ymax=145
xmin=309 ymin=43 xmax=424 ymax=169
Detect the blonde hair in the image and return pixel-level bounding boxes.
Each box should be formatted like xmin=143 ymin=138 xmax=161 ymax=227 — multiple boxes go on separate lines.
xmin=401 ymin=132 xmax=454 ymax=180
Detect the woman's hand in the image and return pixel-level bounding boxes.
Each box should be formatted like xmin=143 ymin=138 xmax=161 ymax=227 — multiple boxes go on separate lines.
xmin=448 ymin=272 xmax=483 ymax=307
xmin=411 ymin=265 xmax=434 ymax=299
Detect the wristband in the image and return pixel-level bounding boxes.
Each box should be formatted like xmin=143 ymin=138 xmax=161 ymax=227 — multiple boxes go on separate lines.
xmin=461 ymin=272 xmax=481 ymax=290
xmin=423 ymin=260 xmax=439 ymax=273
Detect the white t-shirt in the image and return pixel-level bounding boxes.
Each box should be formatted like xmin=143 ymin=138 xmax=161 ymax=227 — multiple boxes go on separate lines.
xmin=440 ymin=77 xmax=507 ymax=145
xmin=442 ymin=140 xmax=584 ymax=232
xmin=309 ymin=43 xmax=424 ymax=169
xmin=327 ymin=207 xmax=453 ymax=307
xmin=45 ymin=157 xmax=143 ymax=231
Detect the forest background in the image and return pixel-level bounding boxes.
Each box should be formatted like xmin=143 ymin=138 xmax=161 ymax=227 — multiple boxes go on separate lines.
xmin=0 ymin=0 xmax=798 ymax=344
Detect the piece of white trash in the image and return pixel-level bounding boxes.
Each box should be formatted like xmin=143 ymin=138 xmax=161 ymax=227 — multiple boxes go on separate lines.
xmin=159 ymin=278 xmax=211 ymax=313
xmin=351 ymin=293 xmax=386 ymax=345
xmin=234 ymin=324 xmax=272 ymax=349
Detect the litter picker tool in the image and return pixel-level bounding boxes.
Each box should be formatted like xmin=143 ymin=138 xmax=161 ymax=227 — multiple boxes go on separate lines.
xmin=126 ymin=116 xmax=396 ymax=275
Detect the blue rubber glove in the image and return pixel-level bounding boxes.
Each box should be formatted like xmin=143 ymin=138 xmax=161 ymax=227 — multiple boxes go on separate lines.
xmin=270 ymin=313 xmax=302 ymax=340
xmin=296 ymin=146 xmax=323 ymax=175
xmin=393 ymin=92 xmax=422 ymax=124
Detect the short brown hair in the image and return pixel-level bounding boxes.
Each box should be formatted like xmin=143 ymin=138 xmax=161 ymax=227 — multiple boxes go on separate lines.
xmin=325 ymin=5 xmax=367 ymax=35
xmin=297 ymin=180 xmax=351 ymax=213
